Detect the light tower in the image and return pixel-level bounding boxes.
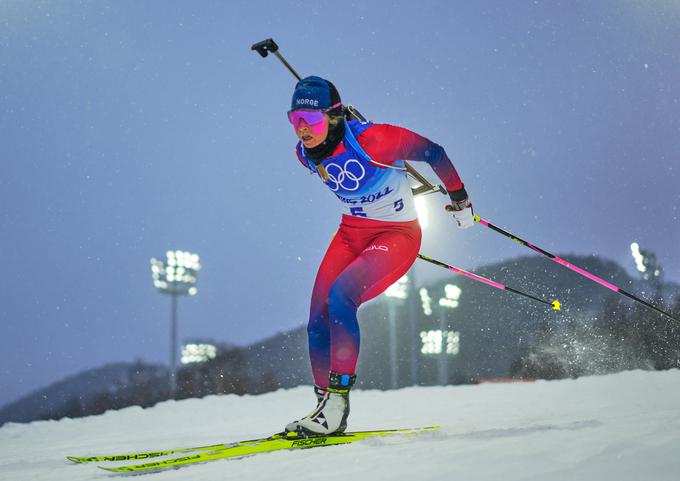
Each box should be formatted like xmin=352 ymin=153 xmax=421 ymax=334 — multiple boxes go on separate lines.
xmin=384 ymin=275 xmax=409 ymax=389
xmin=437 ymin=284 xmax=462 ymax=385
xmin=150 ymin=250 xmax=201 ymax=398
xmin=407 ymin=195 xmax=430 ymax=385
xmin=417 ymin=284 xmax=462 ymax=385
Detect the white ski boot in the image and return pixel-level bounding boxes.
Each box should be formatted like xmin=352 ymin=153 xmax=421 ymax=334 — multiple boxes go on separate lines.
xmin=285 ymin=372 xmax=356 ymax=436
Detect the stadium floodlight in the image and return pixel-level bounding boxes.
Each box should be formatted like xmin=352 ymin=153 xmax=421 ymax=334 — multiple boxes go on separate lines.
xmin=439 ymin=283 xmax=462 ymax=309
xmin=419 ymin=330 xmax=460 ymax=355
xmin=630 ymin=242 xmax=662 ymax=281
xmin=419 ymin=288 xmax=433 ymax=316
xmin=181 ymin=343 xmax=217 ymax=364
xmin=385 ymin=275 xmax=409 ymax=299
xmin=151 ymin=250 xmax=201 ymax=295
xmin=150 ymin=250 xmax=201 ymax=397
xmin=630 ymin=243 xmax=646 ymax=273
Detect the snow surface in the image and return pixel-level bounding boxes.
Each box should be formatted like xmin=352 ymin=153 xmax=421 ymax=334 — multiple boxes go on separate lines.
xmin=1 ymin=370 xmax=679 ymax=481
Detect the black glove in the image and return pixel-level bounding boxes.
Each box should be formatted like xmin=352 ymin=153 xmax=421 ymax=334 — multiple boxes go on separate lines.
xmin=447 ymin=187 xmax=470 ymax=210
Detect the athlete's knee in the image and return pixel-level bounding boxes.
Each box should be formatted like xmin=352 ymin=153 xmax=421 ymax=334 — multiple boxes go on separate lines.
xmin=327 ymin=281 xmax=359 ymax=319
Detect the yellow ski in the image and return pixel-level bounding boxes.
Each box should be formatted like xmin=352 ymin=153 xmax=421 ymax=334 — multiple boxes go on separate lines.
xmin=91 ymin=426 xmax=439 ymax=475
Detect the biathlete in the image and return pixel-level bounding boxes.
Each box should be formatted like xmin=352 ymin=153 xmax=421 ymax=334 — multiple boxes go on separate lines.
xmin=284 ymin=76 xmax=473 ymax=436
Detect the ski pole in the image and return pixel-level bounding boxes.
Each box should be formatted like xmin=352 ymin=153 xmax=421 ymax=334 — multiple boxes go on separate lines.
xmin=251 ymin=38 xmax=302 ymax=80
xmin=251 ymin=38 xmax=445 ymax=198
xmin=473 ymin=215 xmax=680 ymax=323
xmin=251 ymin=39 xmax=372 ymax=124
xmin=417 ymin=254 xmax=561 ymax=311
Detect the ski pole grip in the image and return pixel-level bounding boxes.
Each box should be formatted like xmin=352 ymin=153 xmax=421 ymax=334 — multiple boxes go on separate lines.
xmin=251 ymin=38 xmax=279 ymax=57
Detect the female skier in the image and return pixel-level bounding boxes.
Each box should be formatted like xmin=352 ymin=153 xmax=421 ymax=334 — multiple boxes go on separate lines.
xmin=285 ymin=76 xmax=473 ymax=436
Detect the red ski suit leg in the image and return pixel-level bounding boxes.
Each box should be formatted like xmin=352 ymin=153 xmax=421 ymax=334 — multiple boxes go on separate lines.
xmin=307 ymin=215 xmax=421 ymax=387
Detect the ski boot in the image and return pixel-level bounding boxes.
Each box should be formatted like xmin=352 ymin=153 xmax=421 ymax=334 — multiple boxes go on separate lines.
xmin=285 ymin=371 xmax=356 ymax=436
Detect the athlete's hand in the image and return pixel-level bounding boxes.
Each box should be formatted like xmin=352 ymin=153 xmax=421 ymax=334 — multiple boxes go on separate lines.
xmin=446 ymin=187 xmax=474 ymax=229
xmin=448 ymin=204 xmax=474 ymax=228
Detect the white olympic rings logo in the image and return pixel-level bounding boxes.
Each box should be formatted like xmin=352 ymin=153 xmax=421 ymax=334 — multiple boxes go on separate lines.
xmin=325 ymin=159 xmax=366 ymax=192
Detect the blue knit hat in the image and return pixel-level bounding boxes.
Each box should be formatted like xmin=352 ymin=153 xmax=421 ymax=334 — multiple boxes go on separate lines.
xmin=291 ymin=76 xmax=342 ymax=111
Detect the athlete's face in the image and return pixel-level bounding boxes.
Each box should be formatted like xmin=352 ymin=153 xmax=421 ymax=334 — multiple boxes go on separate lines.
xmin=293 ymin=112 xmax=329 ymax=148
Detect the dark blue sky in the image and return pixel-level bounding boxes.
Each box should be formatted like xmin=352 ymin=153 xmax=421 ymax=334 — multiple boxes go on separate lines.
xmin=2 ymin=1 xmax=679 ymax=407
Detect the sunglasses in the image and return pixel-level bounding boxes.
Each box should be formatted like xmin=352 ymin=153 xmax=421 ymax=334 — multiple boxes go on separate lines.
xmin=287 ymin=102 xmax=342 ymax=127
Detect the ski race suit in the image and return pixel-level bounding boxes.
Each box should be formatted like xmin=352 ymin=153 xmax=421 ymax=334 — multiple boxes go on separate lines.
xmin=296 ymin=119 xmax=464 ymax=387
